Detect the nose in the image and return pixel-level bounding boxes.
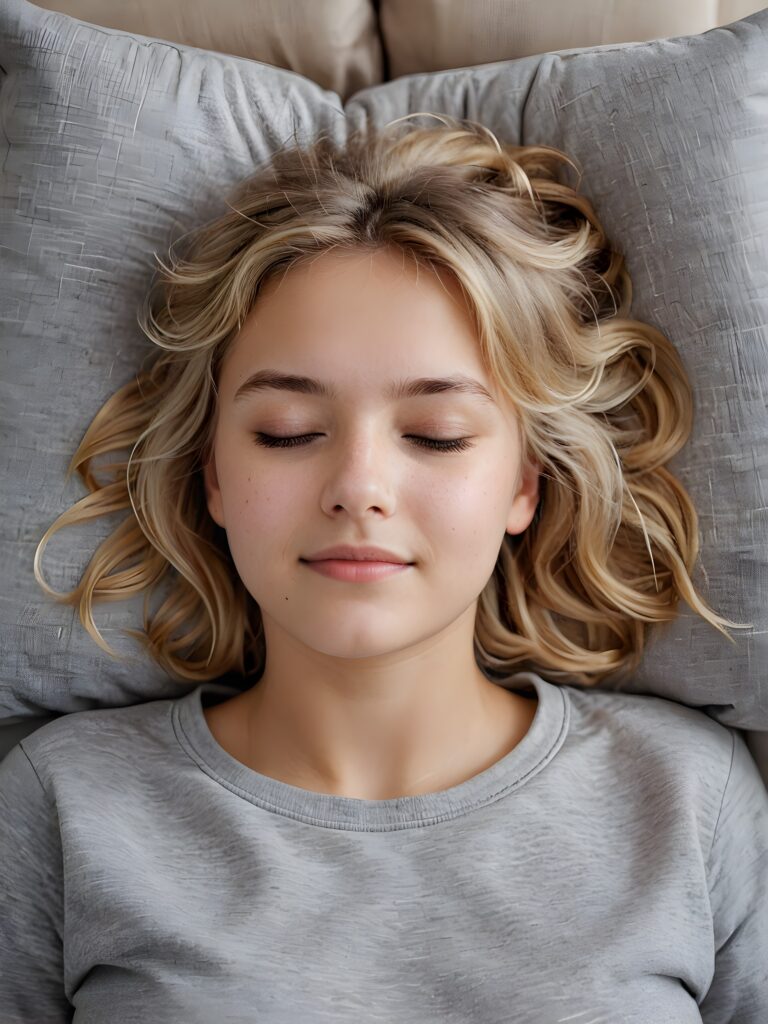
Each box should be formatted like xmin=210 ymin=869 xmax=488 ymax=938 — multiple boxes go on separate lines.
xmin=318 ymin=432 xmax=398 ymax=520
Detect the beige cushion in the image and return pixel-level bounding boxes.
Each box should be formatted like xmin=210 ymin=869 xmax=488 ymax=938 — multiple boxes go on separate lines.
xmin=30 ymin=0 xmax=767 ymax=95
xmin=379 ymin=0 xmax=768 ymax=78
xmin=28 ymin=0 xmax=384 ymax=101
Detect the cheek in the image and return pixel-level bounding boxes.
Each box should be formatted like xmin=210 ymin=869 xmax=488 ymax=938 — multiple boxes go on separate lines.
xmin=224 ymin=470 xmax=295 ymax=535
xmin=216 ymin=464 xmax=298 ymax=588
xmin=213 ymin=439 xmax=289 ymax=533
xmin=413 ymin=467 xmax=507 ymax=555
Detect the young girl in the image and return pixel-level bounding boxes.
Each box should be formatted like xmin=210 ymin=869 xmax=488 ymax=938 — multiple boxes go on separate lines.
xmin=2 ymin=114 xmax=766 ymax=1023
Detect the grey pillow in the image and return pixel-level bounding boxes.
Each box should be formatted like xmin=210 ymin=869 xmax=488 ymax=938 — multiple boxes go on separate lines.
xmin=1 ymin=0 xmax=766 ymax=745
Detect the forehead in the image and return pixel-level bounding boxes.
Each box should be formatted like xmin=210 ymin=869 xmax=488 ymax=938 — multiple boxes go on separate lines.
xmin=259 ymin=245 xmax=467 ymax=307
xmin=223 ymin=247 xmax=489 ymax=386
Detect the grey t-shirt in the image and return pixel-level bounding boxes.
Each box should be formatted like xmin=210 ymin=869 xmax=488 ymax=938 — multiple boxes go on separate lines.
xmin=1 ymin=671 xmax=767 ymax=1024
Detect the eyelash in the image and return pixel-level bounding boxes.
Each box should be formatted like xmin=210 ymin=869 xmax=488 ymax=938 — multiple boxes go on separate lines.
xmin=252 ymin=432 xmax=475 ymax=453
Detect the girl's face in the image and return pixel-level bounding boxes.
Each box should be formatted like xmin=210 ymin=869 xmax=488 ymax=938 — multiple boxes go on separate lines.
xmin=203 ymin=245 xmax=540 ymax=664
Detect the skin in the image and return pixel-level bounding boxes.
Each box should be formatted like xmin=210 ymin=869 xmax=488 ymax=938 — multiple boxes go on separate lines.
xmin=202 ymin=244 xmax=542 ymax=801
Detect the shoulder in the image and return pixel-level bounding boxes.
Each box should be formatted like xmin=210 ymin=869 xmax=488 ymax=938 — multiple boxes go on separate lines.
xmin=562 ymin=682 xmax=738 ymax=835
xmin=565 ymin=681 xmax=736 ymax=766
xmin=13 ymin=695 xmax=180 ymax=795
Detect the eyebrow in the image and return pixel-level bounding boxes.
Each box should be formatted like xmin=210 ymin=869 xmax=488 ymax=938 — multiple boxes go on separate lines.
xmin=233 ymin=369 xmax=497 ymax=406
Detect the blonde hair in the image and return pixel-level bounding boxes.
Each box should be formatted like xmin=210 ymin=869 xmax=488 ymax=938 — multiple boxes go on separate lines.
xmin=33 ymin=112 xmax=750 ymax=689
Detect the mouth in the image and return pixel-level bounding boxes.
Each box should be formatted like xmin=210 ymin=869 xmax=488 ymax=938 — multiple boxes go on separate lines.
xmin=299 ymin=541 xmax=416 ymax=567
xmin=299 ymin=558 xmax=414 ymax=581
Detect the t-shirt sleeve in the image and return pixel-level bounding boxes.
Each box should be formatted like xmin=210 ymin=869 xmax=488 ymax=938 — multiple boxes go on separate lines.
xmin=699 ymin=728 xmax=768 ymax=1023
xmin=0 ymin=740 xmax=72 ymax=1024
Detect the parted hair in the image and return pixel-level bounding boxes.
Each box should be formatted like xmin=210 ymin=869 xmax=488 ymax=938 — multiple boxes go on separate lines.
xmin=33 ymin=112 xmax=750 ymax=689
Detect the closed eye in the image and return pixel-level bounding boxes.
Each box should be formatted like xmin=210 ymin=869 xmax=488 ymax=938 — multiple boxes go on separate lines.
xmin=252 ymin=433 xmax=475 ymax=453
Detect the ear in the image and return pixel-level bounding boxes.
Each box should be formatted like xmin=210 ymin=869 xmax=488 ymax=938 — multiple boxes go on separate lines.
xmin=202 ymin=446 xmax=226 ymax=529
xmin=506 ymin=458 xmax=541 ymax=536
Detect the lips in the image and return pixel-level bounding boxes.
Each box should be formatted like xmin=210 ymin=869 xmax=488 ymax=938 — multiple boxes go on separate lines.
xmin=302 ymin=544 xmax=413 ymax=564
xmin=302 ymin=558 xmax=412 ymax=582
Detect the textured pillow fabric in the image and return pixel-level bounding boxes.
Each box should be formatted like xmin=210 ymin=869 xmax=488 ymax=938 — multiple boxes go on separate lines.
xmin=1 ymin=1 xmax=766 ymax=741
xmin=0 ymin=0 xmax=349 ymax=717
xmin=348 ymin=17 xmax=768 ymax=733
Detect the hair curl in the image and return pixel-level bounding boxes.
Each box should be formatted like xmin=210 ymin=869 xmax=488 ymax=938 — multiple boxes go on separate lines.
xmin=33 ymin=112 xmax=751 ymax=689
